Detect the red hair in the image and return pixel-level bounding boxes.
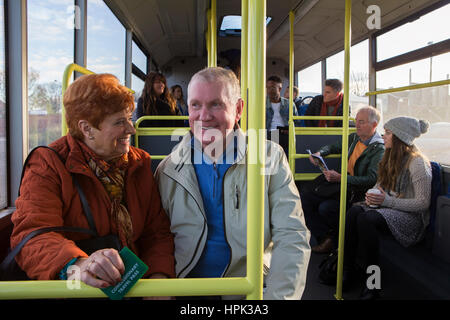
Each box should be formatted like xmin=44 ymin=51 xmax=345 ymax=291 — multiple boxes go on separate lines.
xmin=63 ymin=74 xmax=134 ymax=139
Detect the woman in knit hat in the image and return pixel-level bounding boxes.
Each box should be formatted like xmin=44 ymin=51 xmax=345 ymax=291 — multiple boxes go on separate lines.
xmin=342 ymin=116 xmax=432 ymax=299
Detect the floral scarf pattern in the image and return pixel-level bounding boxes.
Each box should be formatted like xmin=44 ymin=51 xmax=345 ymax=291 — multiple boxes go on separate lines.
xmin=77 ymin=140 xmax=134 ymax=248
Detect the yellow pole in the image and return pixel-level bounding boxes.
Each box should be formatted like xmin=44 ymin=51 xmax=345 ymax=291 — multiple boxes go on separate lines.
xmin=246 ymin=0 xmax=266 ymax=300
xmin=210 ymin=0 xmax=217 ymax=67
xmin=240 ymin=0 xmax=249 ymax=131
xmin=206 ymin=9 xmax=211 ymax=67
xmin=335 ymin=0 xmax=352 ymax=300
xmin=61 ymin=63 xmax=95 ymax=135
xmin=288 ymin=11 xmax=295 ymax=173
xmin=366 ymin=79 xmax=450 ymax=96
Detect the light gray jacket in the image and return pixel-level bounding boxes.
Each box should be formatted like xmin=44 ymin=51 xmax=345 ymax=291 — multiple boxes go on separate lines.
xmin=155 ymin=129 xmax=311 ymax=299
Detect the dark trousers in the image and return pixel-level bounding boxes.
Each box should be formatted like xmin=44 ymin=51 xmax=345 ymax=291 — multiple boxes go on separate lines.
xmin=301 ymin=188 xmax=341 ymax=245
xmin=267 ymin=128 xmax=289 ymax=157
xmin=344 ymin=205 xmax=390 ymax=270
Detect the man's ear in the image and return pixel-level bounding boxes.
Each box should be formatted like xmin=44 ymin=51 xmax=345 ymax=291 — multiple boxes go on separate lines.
xmin=78 ymin=120 xmax=93 ymax=140
xmin=235 ymin=98 xmax=244 ymax=123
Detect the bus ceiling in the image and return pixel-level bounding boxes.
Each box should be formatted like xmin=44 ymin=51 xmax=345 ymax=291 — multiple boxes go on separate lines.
xmin=105 ymin=0 xmax=444 ymax=71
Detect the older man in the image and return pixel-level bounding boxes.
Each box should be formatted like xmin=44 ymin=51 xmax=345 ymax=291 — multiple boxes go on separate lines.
xmin=302 ymin=106 xmax=385 ymax=253
xmin=155 ymin=67 xmax=310 ymax=300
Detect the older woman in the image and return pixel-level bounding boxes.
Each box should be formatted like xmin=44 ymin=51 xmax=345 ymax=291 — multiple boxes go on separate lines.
xmin=343 ymin=116 xmax=432 ymax=299
xmin=10 ymin=74 xmax=175 ymax=289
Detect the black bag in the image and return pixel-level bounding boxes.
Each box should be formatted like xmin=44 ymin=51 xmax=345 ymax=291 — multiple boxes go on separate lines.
xmin=309 ymin=174 xmax=341 ymax=198
xmin=0 ymin=146 xmax=122 ymax=281
xmin=308 ymin=174 xmax=357 ymax=203
xmin=318 ymin=249 xmax=339 ymax=285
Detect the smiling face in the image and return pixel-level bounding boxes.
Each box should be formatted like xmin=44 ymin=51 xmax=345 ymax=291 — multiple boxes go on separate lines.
xmin=81 ymin=109 xmax=136 ymax=161
xmin=188 ymin=79 xmax=242 ymax=150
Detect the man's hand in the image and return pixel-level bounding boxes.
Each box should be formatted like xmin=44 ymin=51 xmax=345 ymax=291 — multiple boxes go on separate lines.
xmin=323 ymin=170 xmax=341 ymax=182
xmin=308 ymin=152 xmax=321 ymax=166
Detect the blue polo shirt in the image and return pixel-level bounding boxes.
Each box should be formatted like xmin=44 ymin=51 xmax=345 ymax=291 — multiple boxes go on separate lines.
xmin=188 ymin=138 xmax=236 ymax=278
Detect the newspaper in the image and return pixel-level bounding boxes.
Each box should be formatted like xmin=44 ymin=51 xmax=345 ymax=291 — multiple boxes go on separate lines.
xmin=307 ymin=149 xmax=329 ymax=172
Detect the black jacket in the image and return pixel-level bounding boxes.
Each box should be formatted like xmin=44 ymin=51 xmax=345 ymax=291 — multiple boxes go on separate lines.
xmin=135 ymin=97 xmax=184 ymax=128
xmin=304 ymin=95 xmax=349 ymax=127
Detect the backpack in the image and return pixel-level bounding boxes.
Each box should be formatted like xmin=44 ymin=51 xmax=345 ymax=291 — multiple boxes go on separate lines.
xmin=318 ymin=249 xmax=339 ymax=285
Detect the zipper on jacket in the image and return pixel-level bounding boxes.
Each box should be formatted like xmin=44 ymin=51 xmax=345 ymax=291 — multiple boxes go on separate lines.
xmin=235 ymin=185 xmax=239 ymax=210
xmin=213 ymin=162 xmax=218 ymax=199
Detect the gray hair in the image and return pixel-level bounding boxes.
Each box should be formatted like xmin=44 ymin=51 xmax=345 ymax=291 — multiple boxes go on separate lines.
xmin=357 ymin=106 xmax=380 ymax=124
xmin=188 ymin=67 xmax=241 ymax=105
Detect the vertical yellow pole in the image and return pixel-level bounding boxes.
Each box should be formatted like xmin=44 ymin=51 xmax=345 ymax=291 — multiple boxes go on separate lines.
xmin=288 ymin=11 xmax=295 ymax=173
xmin=240 ymin=0 xmax=249 ymax=132
xmin=246 ymin=0 xmax=266 ymax=300
xmin=335 ymin=0 xmax=352 ymax=300
xmin=206 ymin=9 xmax=211 ymax=67
xmin=211 ymin=0 xmax=217 ymax=67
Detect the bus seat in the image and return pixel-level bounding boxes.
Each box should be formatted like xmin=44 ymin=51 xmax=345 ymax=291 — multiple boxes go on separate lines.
xmin=428 ymin=161 xmax=443 ymax=235
xmin=377 ymin=161 xmax=450 ymax=299
xmin=0 ymin=213 xmax=13 ymax=263
xmin=294 ymin=134 xmax=342 ymax=175
xmin=135 ymin=134 xmax=184 ymax=173
xmin=432 ymin=196 xmax=450 ymax=265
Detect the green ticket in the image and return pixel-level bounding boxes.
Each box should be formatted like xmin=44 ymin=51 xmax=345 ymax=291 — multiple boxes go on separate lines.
xmin=101 ymin=247 xmax=149 ymax=300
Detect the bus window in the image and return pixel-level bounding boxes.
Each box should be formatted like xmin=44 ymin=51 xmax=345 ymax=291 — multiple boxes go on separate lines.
xmin=132 ymin=40 xmax=147 ymax=75
xmin=131 ymin=74 xmax=145 ymax=104
xmin=377 ymin=52 xmax=450 ymax=89
xmin=27 ymin=0 xmax=74 ymax=151
xmin=297 ymin=61 xmax=321 ymax=96
xmin=326 ymin=40 xmax=370 ymax=116
xmin=377 ymin=4 xmax=450 ymax=61
xmin=378 ymin=83 xmax=450 ymax=165
xmin=87 ymin=0 xmax=125 ymax=83
xmin=0 ymin=0 xmax=5 ymax=209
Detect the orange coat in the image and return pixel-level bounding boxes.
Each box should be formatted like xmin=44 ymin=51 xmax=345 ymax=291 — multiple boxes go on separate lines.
xmin=11 ymin=134 xmax=175 ymax=280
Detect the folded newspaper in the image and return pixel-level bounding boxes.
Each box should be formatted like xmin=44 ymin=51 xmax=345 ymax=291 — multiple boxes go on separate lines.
xmin=307 ymin=149 xmax=329 ymax=172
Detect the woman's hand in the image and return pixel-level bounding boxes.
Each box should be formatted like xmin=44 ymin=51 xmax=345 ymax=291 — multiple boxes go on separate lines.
xmin=365 ymin=187 xmax=386 ymax=207
xmin=74 ymin=248 xmax=125 ymax=288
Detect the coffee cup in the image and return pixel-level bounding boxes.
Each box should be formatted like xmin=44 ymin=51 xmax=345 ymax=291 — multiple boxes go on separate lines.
xmin=367 ymin=188 xmax=382 ymax=208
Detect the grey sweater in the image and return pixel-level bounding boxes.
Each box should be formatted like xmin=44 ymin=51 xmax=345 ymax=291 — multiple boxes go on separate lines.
xmin=370 ymin=155 xmax=432 ymax=247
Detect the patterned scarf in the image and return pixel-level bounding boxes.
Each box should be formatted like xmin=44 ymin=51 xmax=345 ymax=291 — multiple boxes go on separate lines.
xmin=318 ymin=93 xmax=343 ymax=127
xmin=77 ymin=140 xmax=134 ymax=248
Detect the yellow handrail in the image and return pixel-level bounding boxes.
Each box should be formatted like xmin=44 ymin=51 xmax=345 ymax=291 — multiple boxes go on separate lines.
xmin=288 ymin=10 xmax=295 ymax=173
xmin=210 ymin=0 xmax=217 ymax=67
xmin=61 ymin=63 xmax=95 ymax=135
xmin=335 ymin=0 xmax=352 ymax=300
xmin=365 ymin=79 xmax=450 ymax=96
xmin=246 ymin=0 xmax=266 ymax=300
xmin=240 ymin=0 xmax=249 ymax=131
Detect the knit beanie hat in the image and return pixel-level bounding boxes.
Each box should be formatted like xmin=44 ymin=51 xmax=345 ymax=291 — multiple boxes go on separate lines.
xmin=384 ymin=116 xmax=429 ymax=146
